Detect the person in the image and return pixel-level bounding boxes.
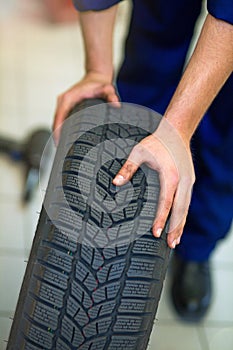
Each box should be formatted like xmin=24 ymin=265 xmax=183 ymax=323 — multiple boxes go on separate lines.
xmin=43 ymin=0 xmax=78 ymax=23
xmin=53 ymin=0 xmax=233 ymax=322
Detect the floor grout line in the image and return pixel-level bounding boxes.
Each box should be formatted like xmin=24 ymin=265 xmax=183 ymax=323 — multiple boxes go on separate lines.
xmin=197 ymin=326 xmax=210 ymax=350
xmin=0 ymin=249 xmax=26 ymax=257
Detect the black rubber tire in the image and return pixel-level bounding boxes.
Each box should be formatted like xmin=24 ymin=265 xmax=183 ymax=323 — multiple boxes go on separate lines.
xmin=7 ymin=99 xmax=171 ymax=350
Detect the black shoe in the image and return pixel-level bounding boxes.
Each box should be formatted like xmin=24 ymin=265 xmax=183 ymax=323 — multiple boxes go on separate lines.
xmin=171 ymin=254 xmax=212 ymax=322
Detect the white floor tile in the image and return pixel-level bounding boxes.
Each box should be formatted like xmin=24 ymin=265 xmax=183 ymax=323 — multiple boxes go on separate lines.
xmin=148 ymin=323 xmax=202 ymax=350
xmin=212 ymin=225 xmax=233 ymax=267
xmin=0 ymin=317 xmax=12 ymax=350
xmin=205 ymin=267 xmax=233 ymax=323
xmin=157 ymin=257 xmax=233 ymax=325
xmin=22 ymin=188 xmax=43 ymax=254
xmin=0 ymin=157 xmax=23 ymax=198
xmin=0 ymin=111 xmax=27 ymax=139
xmin=204 ymin=326 xmax=233 ymax=350
xmin=0 ymin=200 xmax=25 ymax=251
xmin=0 ymin=256 xmax=26 ymax=312
xmin=157 ymin=275 xmax=177 ymax=322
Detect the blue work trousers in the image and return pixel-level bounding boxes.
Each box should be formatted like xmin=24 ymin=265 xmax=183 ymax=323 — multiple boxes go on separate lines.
xmin=117 ymin=0 xmax=233 ymax=261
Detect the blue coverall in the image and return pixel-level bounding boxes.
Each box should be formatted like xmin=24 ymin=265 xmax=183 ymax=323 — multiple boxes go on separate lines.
xmin=73 ymin=0 xmax=233 ymax=262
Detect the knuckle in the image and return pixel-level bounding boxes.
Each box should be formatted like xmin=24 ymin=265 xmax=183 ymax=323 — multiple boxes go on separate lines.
xmin=132 ymin=143 xmax=145 ymax=158
xmin=57 ymin=92 xmax=70 ymax=106
xmin=181 ymin=172 xmax=196 ymax=186
xmin=170 ymin=170 xmax=179 ymax=187
xmin=159 ymin=195 xmax=173 ymax=212
xmin=170 ymin=220 xmax=185 ymax=236
xmin=161 ymin=167 xmax=179 ymax=189
xmin=175 ymin=204 xmax=186 ymax=217
xmin=164 ymin=200 xmax=172 ymax=211
xmin=103 ymin=84 xmax=114 ymax=94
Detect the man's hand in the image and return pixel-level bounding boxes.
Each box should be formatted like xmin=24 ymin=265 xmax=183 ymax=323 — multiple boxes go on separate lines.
xmin=53 ymin=72 xmax=119 ymax=144
xmin=53 ymin=4 xmax=119 ymax=143
xmin=113 ymin=119 xmax=195 ymax=249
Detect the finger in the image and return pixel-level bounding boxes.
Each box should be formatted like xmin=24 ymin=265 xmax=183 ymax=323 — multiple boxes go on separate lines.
xmin=97 ymin=84 xmax=120 ymax=106
xmin=168 ymin=178 xmax=193 ymax=233
xmin=53 ymin=92 xmax=83 ymax=145
xmin=167 ymin=217 xmax=186 ymax=249
xmin=152 ymin=169 xmax=178 ymax=238
xmin=113 ymin=143 xmax=144 ymax=185
xmin=107 ymin=93 xmax=121 ymax=108
xmin=166 ymin=180 xmax=193 ymax=248
xmin=113 ymin=159 xmax=139 ymax=186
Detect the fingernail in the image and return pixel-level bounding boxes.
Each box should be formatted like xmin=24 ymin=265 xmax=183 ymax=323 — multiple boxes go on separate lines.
xmin=156 ymin=228 xmax=162 ymax=237
xmin=171 ymin=240 xmax=176 ymax=249
xmin=176 ymin=237 xmax=181 ymax=245
xmin=114 ymin=174 xmax=124 ymax=185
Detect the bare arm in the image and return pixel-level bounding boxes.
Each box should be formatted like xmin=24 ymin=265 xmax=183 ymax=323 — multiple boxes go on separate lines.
xmin=53 ymin=7 xmax=233 ymax=248
xmin=113 ymin=14 xmax=233 ymax=248
xmin=53 ymin=6 xmax=119 ymax=141
xmin=164 ymin=14 xmax=233 ymax=144
xmin=80 ymin=6 xmax=117 ymax=80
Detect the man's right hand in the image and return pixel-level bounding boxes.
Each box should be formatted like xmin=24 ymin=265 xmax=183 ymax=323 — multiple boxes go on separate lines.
xmin=53 ymin=72 xmax=119 ymax=144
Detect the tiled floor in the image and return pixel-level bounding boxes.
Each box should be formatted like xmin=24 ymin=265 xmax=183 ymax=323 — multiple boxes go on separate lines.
xmin=0 ymin=1 xmax=233 ymax=350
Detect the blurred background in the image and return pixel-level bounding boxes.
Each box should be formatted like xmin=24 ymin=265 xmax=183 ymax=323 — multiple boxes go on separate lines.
xmin=0 ymin=1 xmax=233 ymax=349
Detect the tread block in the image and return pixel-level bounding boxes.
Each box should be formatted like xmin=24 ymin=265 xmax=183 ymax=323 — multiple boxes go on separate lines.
xmin=45 ymin=227 xmax=78 ymax=253
xmin=127 ymin=258 xmax=157 ymax=279
xmin=79 ymin=338 xmax=107 ymax=350
xmin=83 ymin=317 xmax=112 ymax=337
xmin=67 ymin=143 xmax=92 ymax=158
xmin=67 ymin=296 xmax=89 ymax=326
xmin=118 ymin=299 xmax=147 ymax=313
xmin=76 ymin=261 xmax=98 ymax=291
xmin=80 ymin=244 xmax=95 ymax=265
xmin=64 ymin=157 xmax=95 ymax=173
xmin=21 ymin=318 xmax=53 ymax=349
xmin=132 ymin=237 xmax=163 ymax=256
xmin=71 ymin=280 xmax=93 ymax=309
xmin=123 ymin=281 xmax=151 ymax=298
xmin=55 ymin=206 xmax=83 ymax=230
xmin=113 ymin=316 xmax=142 ymax=332
xmin=97 ymin=260 xmax=125 ymax=283
xmin=63 ymin=190 xmax=87 ymax=211
xmin=30 ymin=277 xmax=64 ymax=308
xmin=110 ymin=335 xmax=138 ymax=349
xmin=102 ymin=247 xmax=118 ymax=260
xmin=38 ymin=246 xmax=73 ymax=273
xmin=25 ymin=297 xmax=59 ymax=330
xmin=88 ymin=300 xmax=115 ymax=319
xmin=92 ymin=249 xmax=104 ymax=270
xmin=56 ymin=338 xmax=73 ymax=350
xmin=61 ymin=316 xmax=84 ymax=347
xmin=93 ymin=282 xmax=121 ymax=303
xmin=34 ymin=264 xmax=69 ymax=290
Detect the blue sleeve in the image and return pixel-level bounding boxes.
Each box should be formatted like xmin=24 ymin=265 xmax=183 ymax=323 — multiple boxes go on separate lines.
xmin=207 ymin=0 xmax=233 ymax=25
xmin=72 ymin=0 xmax=122 ymax=11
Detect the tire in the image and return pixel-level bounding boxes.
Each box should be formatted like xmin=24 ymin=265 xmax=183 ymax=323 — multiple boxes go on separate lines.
xmin=7 ymin=99 xmax=171 ymax=350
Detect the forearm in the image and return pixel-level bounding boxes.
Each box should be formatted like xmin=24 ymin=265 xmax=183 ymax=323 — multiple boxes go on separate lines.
xmin=80 ymin=5 xmax=118 ymax=80
xmin=164 ymin=14 xmax=233 ymax=144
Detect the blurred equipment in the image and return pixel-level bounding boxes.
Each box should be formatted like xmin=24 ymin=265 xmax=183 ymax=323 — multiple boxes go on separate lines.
xmin=0 ymin=128 xmax=51 ymax=203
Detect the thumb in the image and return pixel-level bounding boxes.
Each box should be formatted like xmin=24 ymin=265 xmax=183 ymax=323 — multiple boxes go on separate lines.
xmin=113 ymin=159 xmax=139 ymax=186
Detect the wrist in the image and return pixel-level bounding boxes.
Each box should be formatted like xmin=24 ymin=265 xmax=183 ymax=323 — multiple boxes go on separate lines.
xmin=85 ymin=70 xmax=113 ymax=84
xmin=163 ymin=113 xmax=193 ymax=147
xmin=153 ymin=116 xmax=192 ymax=154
